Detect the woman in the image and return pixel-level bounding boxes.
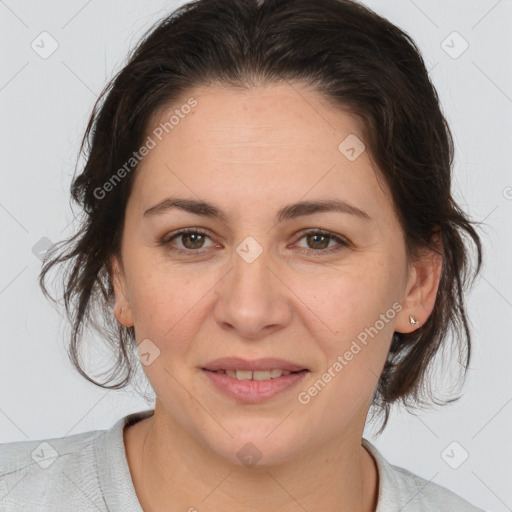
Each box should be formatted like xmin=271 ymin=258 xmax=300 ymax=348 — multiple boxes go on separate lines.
xmin=0 ymin=0 xmax=484 ymax=510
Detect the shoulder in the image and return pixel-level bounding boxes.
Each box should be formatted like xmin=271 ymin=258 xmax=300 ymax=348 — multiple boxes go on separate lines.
xmin=362 ymin=439 xmax=485 ymax=512
xmin=0 ymin=410 xmax=153 ymax=512
xmin=0 ymin=427 xmax=106 ymax=512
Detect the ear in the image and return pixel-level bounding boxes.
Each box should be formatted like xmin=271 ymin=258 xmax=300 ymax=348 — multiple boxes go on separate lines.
xmin=110 ymin=254 xmax=134 ymax=327
xmin=395 ymin=237 xmax=443 ymax=334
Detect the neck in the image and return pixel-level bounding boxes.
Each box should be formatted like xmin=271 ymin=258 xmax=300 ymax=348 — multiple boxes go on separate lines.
xmin=124 ymin=405 xmax=379 ymax=512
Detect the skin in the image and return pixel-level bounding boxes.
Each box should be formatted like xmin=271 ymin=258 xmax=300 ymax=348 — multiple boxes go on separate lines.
xmin=111 ymin=81 xmax=442 ymax=512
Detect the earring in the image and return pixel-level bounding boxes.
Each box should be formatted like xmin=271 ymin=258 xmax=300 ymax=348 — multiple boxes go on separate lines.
xmin=409 ymin=315 xmax=419 ymax=325
xmin=118 ymin=307 xmax=123 ymax=314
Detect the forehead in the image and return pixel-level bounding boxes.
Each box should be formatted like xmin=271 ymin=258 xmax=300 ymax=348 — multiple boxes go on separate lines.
xmin=129 ymin=82 xmax=393 ymax=222
xmin=148 ymin=82 xmax=366 ymax=158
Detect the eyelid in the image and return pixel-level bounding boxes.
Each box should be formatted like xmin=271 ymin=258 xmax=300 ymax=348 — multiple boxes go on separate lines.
xmin=160 ymin=227 xmax=214 ymax=248
xmin=291 ymin=228 xmax=350 ymax=253
xmin=293 ymin=228 xmax=349 ymax=244
xmin=160 ymin=227 xmax=350 ymax=256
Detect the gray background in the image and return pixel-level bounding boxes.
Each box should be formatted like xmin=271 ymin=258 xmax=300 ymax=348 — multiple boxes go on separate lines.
xmin=0 ymin=1 xmax=511 ymax=510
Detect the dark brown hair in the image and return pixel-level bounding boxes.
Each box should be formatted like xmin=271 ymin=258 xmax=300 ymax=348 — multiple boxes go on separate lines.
xmin=40 ymin=0 xmax=482 ymax=433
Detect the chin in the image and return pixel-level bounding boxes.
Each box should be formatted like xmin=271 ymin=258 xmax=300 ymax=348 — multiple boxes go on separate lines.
xmin=202 ymin=421 xmax=306 ymax=469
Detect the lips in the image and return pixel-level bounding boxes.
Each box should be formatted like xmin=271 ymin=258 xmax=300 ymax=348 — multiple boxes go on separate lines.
xmin=202 ymin=364 xmax=309 ymax=403
xmin=202 ymin=357 xmax=308 ymax=373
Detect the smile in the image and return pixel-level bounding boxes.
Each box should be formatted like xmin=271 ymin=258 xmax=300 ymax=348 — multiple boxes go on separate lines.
xmin=207 ymin=368 xmax=297 ymax=380
xmin=202 ymin=368 xmax=309 ymax=403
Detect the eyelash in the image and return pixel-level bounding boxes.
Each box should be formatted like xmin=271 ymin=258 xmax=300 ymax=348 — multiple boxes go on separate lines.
xmin=159 ymin=228 xmax=350 ymax=257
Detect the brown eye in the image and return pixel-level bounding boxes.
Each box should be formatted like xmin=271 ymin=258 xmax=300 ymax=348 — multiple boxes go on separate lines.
xmin=294 ymin=229 xmax=349 ymax=255
xmin=179 ymin=232 xmax=207 ymax=250
xmin=305 ymin=233 xmax=331 ymax=250
xmin=161 ymin=228 xmax=215 ymax=255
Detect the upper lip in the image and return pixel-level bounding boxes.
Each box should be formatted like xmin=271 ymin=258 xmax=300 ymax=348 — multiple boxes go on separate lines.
xmin=202 ymin=357 xmax=308 ymax=372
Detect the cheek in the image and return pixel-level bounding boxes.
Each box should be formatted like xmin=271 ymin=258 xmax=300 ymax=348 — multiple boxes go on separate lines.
xmin=126 ymin=265 xmax=213 ymax=406
xmin=291 ymin=257 xmax=401 ymax=401
xmin=295 ymin=257 xmax=401 ymax=340
xmin=125 ymin=257 xmax=220 ymax=345
xmin=293 ymin=269 xmax=398 ymax=428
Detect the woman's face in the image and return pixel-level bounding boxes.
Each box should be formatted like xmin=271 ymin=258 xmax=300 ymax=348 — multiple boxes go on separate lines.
xmin=112 ymin=82 xmax=436 ymax=466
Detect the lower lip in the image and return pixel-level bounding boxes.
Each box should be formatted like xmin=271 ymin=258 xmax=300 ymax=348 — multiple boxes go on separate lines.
xmin=202 ymin=369 xmax=309 ymax=403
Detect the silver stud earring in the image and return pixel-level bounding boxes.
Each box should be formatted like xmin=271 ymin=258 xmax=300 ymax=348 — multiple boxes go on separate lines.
xmin=409 ymin=315 xmax=419 ymax=325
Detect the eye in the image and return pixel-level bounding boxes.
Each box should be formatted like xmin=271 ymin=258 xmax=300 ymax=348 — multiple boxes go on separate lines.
xmin=293 ymin=229 xmax=349 ymax=255
xmin=160 ymin=228 xmax=216 ymax=255
xmin=159 ymin=227 xmax=350 ymax=257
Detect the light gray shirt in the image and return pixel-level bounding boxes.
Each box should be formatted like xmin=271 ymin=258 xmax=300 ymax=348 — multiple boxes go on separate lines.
xmin=0 ymin=409 xmax=484 ymax=511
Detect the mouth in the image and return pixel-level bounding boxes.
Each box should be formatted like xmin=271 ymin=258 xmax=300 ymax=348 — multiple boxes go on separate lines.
xmin=203 ymin=368 xmax=308 ymax=381
xmin=202 ymin=356 xmax=309 ymax=373
xmin=201 ymin=357 xmax=310 ymax=403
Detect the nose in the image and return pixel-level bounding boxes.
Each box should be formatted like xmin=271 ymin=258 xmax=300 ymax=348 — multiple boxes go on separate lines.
xmin=213 ymin=244 xmax=292 ymax=340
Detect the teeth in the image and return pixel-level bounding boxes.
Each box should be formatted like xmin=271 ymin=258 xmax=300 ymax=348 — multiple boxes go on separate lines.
xmin=253 ymin=370 xmax=271 ymax=381
xmin=215 ymin=369 xmax=294 ymax=381
xmin=236 ymin=370 xmax=253 ymax=381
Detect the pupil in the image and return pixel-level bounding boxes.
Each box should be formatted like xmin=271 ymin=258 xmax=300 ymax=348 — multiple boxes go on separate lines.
xmin=184 ymin=233 xmax=204 ymax=249
xmin=308 ymin=234 xmax=328 ymax=249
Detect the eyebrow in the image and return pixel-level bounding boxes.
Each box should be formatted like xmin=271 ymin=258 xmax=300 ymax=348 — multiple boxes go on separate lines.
xmin=143 ymin=197 xmax=371 ymax=222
